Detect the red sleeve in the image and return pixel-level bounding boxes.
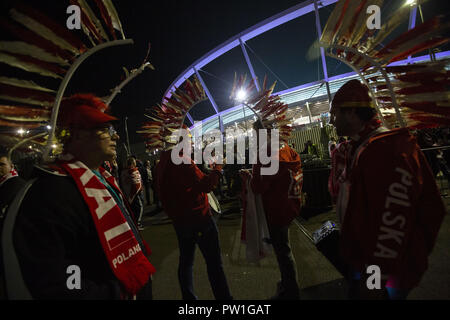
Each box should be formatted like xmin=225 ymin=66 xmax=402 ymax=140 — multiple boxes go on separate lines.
xmin=188 ymin=162 xmax=221 ymax=194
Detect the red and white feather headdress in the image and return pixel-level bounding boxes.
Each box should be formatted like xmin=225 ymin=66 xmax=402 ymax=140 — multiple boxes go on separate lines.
xmin=319 ymin=0 xmax=449 ymax=129
xmin=139 ymin=76 xmax=207 ymax=152
xmin=0 ymin=0 xmax=136 ymax=160
xmin=229 ymin=73 xmax=293 ymax=143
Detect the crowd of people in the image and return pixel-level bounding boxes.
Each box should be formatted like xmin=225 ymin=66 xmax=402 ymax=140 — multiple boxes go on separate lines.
xmin=0 ymin=80 xmax=448 ymax=301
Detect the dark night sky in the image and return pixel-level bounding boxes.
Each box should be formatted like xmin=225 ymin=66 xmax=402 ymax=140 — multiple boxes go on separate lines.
xmin=1 ymin=0 xmax=449 ymax=145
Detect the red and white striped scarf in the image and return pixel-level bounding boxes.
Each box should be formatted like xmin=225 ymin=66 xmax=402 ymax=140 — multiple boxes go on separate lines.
xmin=0 ymin=168 xmax=18 ymax=187
xmin=58 ymin=156 xmax=155 ymax=296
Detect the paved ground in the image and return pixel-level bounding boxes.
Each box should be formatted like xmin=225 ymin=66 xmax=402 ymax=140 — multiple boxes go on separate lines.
xmin=139 ymin=192 xmax=450 ymax=300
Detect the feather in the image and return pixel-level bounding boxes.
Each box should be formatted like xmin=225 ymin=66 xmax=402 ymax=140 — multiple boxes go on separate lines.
xmin=396 ymin=83 xmax=446 ymax=95
xmin=13 ymin=3 xmax=87 ymax=53
xmin=0 ymin=77 xmax=55 ymax=93
xmin=10 ymin=8 xmax=81 ymax=56
xmin=0 ymin=105 xmax=51 ymax=122
xmin=0 ymin=19 xmax=73 ymax=61
xmin=77 ymin=0 xmax=110 ymax=41
xmin=0 ymin=118 xmax=43 ymax=129
xmin=363 ymin=1 xmax=410 ymax=53
xmin=101 ymin=0 xmax=126 ymax=39
xmin=0 ymin=83 xmax=54 ymax=108
xmin=70 ymin=0 xmax=103 ymax=43
xmin=0 ymin=51 xmax=64 ymax=79
xmin=335 ymin=0 xmax=366 ymax=46
xmin=388 ymin=37 xmax=449 ymax=63
xmin=320 ymin=0 xmax=350 ymax=45
xmin=373 ymin=15 xmax=446 ymax=62
xmin=93 ymin=0 xmax=117 ymax=40
xmin=0 ymin=41 xmax=69 ymax=66
xmin=349 ymin=0 xmax=384 ymax=48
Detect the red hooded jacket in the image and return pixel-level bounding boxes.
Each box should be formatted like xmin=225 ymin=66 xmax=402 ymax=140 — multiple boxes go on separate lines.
xmin=338 ymin=128 xmax=446 ymax=289
xmin=251 ymin=145 xmax=303 ymax=227
xmin=155 ymin=151 xmax=221 ymax=225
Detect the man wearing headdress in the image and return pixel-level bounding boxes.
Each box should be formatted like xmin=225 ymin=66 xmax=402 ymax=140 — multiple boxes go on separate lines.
xmin=329 ymin=80 xmax=446 ymax=300
xmin=155 ymin=132 xmax=232 ymax=300
xmin=2 ymin=94 xmax=155 ymax=299
xmin=247 ymin=120 xmax=303 ymax=300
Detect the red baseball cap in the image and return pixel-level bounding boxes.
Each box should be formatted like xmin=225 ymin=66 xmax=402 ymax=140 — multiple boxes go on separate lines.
xmin=331 ymin=79 xmax=375 ymax=111
xmin=58 ymin=94 xmax=118 ymax=129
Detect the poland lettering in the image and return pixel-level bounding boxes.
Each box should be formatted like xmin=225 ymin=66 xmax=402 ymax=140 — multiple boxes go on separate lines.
xmin=112 ymin=244 xmax=142 ymax=268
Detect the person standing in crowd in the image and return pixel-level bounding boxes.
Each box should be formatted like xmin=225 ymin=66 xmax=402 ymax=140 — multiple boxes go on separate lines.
xmin=301 ymin=140 xmax=319 ymax=157
xmin=329 ymin=80 xmax=446 ymax=300
xmin=328 ymin=136 xmax=348 ymax=204
xmin=155 ymin=144 xmax=232 ymax=300
xmin=247 ymin=121 xmax=303 ymax=300
xmin=120 ymin=157 xmax=144 ymax=230
xmin=142 ymin=160 xmax=153 ymax=206
xmin=0 ymin=151 xmax=26 ymax=297
xmin=0 ymin=152 xmax=26 ymax=224
xmin=152 ymin=159 xmax=161 ymax=210
xmin=2 ymin=94 xmax=155 ymax=299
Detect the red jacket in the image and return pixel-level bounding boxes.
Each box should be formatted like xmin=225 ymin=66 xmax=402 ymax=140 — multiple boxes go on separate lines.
xmin=251 ymin=145 xmax=303 ymax=227
xmin=338 ymin=128 xmax=446 ymax=289
xmin=155 ymin=151 xmax=221 ymax=225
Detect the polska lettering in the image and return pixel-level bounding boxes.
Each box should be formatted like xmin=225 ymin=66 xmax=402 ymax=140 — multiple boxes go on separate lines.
xmin=374 ymin=167 xmax=410 ymax=259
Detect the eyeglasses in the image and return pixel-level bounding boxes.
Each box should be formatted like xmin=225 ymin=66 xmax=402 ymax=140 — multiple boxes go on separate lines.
xmin=96 ymin=125 xmax=118 ymax=137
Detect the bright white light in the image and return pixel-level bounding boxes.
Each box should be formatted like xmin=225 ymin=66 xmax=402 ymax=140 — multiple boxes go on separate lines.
xmin=46 ymin=125 xmax=52 ymax=130
xmin=236 ymin=88 xmax=247 ymax=102
xmin=51 ymin=144 xmax=57 ymax=149
xmin=405 ymin=0 xmax=416 ymax=6
xmin=17 ymin=128 xmax=25 ymax=135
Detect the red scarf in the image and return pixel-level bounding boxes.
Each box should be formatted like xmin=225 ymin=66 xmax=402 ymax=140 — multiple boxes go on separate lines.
xmin=58 ymin=156 xmax=155 ymax=296
xmin=0 ymin=168 xmax=18 ymax=187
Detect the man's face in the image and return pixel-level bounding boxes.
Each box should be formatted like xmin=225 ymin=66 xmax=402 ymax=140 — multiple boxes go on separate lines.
xmin=93 ymin=125 xmax=119 ymax=161
xmin=76 ymin=124 xmax=119 ymax=162
xmin=329 ymin=107 xmax=356 ymax=137
xmin=0 ymin=156 xmax=13 ymax=177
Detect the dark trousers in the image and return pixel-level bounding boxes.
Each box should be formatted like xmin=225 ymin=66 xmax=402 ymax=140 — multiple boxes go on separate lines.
xmin=144 ymin=182 xmax=152 ymax=205
xmin=131 ymin=194 xmax=143 ymax=225
xmin=173 ymin=217 xmax=232 ymax=300
xmin=268 ymin=224 xmax=299 ymax=295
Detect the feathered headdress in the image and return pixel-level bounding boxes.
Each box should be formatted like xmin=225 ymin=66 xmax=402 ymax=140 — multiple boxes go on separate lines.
xmin=0 ymin=0 xmax=133 ymax=160
xmin=319 ymin=0 xmax=450 ymax=129
xmin=229 ymin=73 xmax=293 ymax=143
xmin=139 ymin=76 xmax=207 ymax=152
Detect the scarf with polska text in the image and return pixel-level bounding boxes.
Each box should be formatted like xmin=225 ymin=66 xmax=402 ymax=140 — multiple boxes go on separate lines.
xmin=58 ymin=156 xmax=155 ymax=296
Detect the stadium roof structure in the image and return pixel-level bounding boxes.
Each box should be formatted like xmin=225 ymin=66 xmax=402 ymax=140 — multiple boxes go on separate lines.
xmin=162 ymin=0 xmax=450 ymax=136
